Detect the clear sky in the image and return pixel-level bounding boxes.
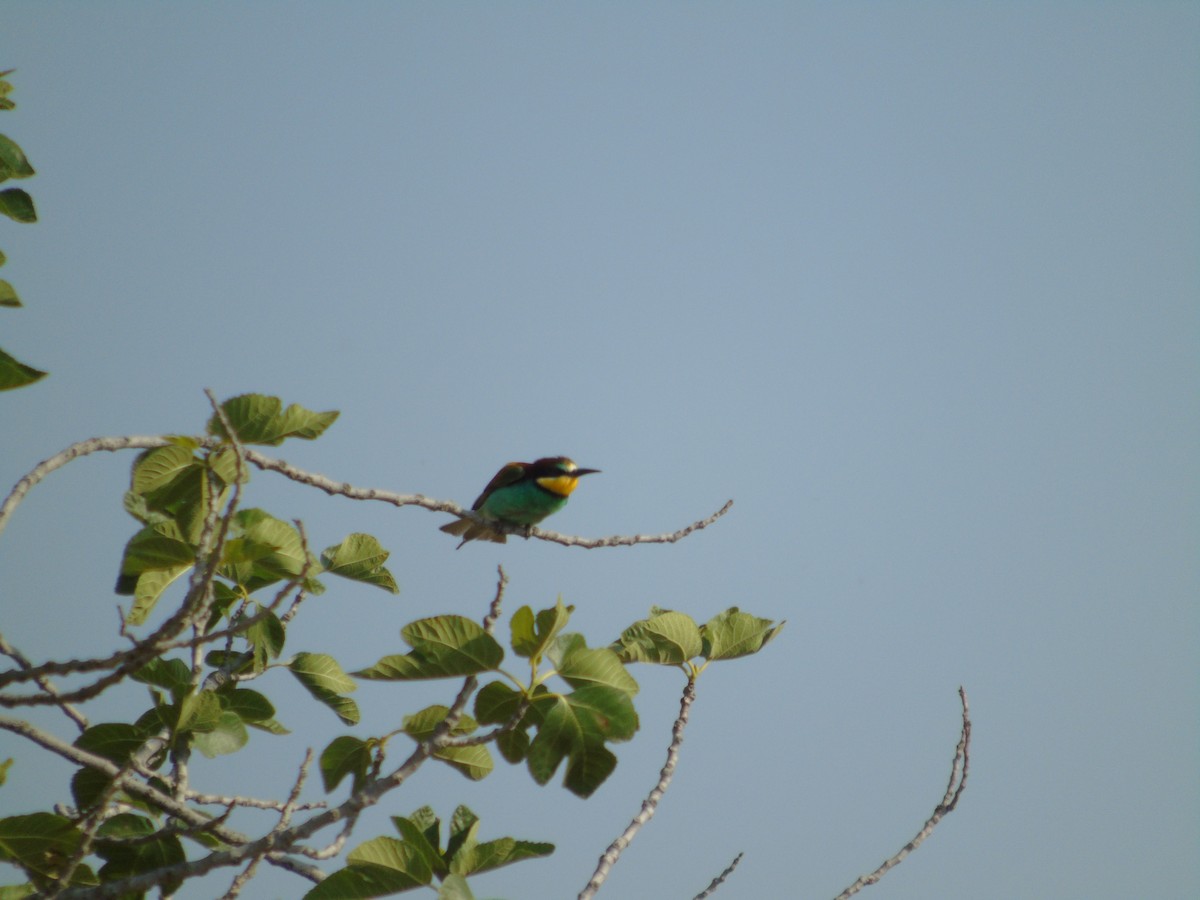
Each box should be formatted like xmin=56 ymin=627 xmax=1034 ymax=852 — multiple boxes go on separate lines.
xmin=2 ymin=3 xmax=1197 ymax=899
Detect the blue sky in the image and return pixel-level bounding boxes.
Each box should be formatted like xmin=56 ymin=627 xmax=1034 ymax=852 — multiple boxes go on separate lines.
xmin=2 ymin=4 xmax=1197 ymax=898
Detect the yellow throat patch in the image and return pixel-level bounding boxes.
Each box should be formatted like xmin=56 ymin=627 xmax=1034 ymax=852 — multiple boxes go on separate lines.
xmin=536 ymin=474 xmax=580 ymax=497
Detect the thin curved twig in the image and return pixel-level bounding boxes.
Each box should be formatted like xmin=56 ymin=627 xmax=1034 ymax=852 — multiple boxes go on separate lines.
xmin=578 ymin=675 xmax=697 ymax=900
xmin=832 ymin=687 xmax=971 ymax=900
xmin=693 ymin=852 xmax=745 ymax=899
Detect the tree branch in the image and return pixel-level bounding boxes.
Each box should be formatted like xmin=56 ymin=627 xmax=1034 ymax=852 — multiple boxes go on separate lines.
xmin=832 ymin=687 xmax=971 ymax=900
xmin=0 ymin=633 xmax=88 ymax=730
xmin=578 ymin=674 xmax=698 ymax=899
xmin=1 ymin=435 xmax=732 ymax=550
xmin=693 ymin=852 xmax=745 ymax=899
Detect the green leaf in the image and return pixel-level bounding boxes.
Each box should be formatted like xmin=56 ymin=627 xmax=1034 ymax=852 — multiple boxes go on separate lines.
xmin=321 ymin=533 xmax=399 ymax=593
xmin=0 ymin=347 xmax=47 ymax=390
xmin=445 ymin=806 xmax=479 ymax=866
xmin=220 ymin=688 xmax=277 ymax=724
xmin=449 ymin=836 xmax=555 ymax=877
xmin=125 ymin=564 xmax=193 ymax=626
xmin=566 ymin=685 xmax=638 ymax=742
xmin=94 ymin=814 xmax=185 ymax=894
xmin=701 ymin=607 xmax=785 ymax=660
xmin=131 ymin=444 xmax=198 ymax=497
xmin=289 ymin=652 xmax=360 ymax=725
xmin=0 ymin=814 xmax=82 ymax=878
xmin=475 ymin=682 xmax=541 ymax=765
xmin=192 ymin=710 xmax=248 ymax=758
xmin=384 ymin=806 xmax=553 ymax=893
xmin=524 ymin=697 xmax=578 ymax=786
xmin=70 ymin=753 xmax=168 ymax=817
xmin=431 ymin=744 xmax=493 ymax=782
xmin=320 ymin=735 xmax=373 ymax=794
xmin=132 ymin=657 xmax=192 ymax=702
xmin=390 ymin=812 xmax=446 ymax=879
xmin=496 ymin=727 xmax=530 ymax=764
xmin=175 ymin=691 xmax=224 ymax=735
xmin=122 ymin=489 xmax=169 ymax=526
xmin=510 ymin=599 xmax=572 ymax=661
xmin=125 ymin=442 xmax=231 ymax=544
xmin=523 ymin=696 xmax=619 ymax=801
xmin=394 ymin=807 xmax=443 ymax=870
xmin=0 ymin=279 xmax=19 ymax=306
xmin=208 ymin=444 xmax=242 ymax=484
xmin=209 ymin=393 xmax=339 ymax=446
xmin=115 ymin=520 xmax=196 ymax=611
xmin=0 ymin=188 xmax=35 ymax=223
xmin=401 ymin=705 xmax=478 ymax=740
xmin=555 ymin=643 xmax=639 ymax=696
xmin=0 ymin=135 xmax=34 ymax=180
xmin=562 ymin=743 xmax=617 ymax=798
xmin=303 ymin=836 xmax=432 ymax=899
xmin=0 ymin=758 xmax=11 ymax=785
xmin=247 ymin=716 xmax=291 ymax=736
xmin=355 ymin=616 xmax=503 ymax=681
xmin=612 ymin=610 xmax=703 ymax=665
xmin=221 ymin=509 xmax=320 ymax=594
xmin=473 ymin=681 xmax=521 ymax=725
xmin=70 ymin=767 xmax=114 ymax=813
xmin=116 ymin=521 xmax=195 ymax=575
xmin=74 ymin=723 xmax=146 ymax=766
xmin=437 ymin=873 xmax=475 ymax=900
xmin=274 ymin=401 xmax=340 ymax=441
xmin=245 ymin=606 xmax=286 ymax=672
xmin=401 ymin=706 xmax=494 ymax=781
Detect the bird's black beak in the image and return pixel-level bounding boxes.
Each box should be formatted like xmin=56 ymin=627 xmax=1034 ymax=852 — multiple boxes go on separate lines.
xmin=575 ymin=468 xmax=601 ymax=476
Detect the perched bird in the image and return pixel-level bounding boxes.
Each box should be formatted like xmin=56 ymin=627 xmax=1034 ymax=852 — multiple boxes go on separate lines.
xmin=440 ymin=457 xmax=600 ymax=547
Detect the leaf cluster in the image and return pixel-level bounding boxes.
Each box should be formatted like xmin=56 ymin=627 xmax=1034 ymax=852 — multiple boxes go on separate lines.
xmin=0 ymin=69 xmax=45 ymax=390
xmin=306 ymin=805 xmax=553 ymax=900
xmin=115 ymin=395 xmax=375 ymax=626
xmin=345 ymin=600 xmax=782 ymax=801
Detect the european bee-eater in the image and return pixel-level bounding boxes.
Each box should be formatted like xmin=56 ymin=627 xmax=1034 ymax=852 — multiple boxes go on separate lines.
xmin=440 ymin=457 xmax=600 ymax=547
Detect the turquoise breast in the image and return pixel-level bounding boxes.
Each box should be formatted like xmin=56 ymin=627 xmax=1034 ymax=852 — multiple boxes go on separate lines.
xmin=478 ymin=480 xmax=568 ymax=525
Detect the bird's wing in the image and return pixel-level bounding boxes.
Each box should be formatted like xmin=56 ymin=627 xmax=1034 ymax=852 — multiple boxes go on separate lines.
xmin=471 ymin=462 xmax=526 ymax=509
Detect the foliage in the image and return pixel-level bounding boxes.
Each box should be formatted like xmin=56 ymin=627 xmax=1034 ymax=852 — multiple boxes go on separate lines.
xmin=0 ymin=393 xmax=779 ymax=898
xmin=0 ymin=69 xmax=45 ymax=390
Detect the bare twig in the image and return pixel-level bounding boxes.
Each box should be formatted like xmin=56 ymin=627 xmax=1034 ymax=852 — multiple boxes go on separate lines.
xmin=42 ymin=758 xmax=141 ymax=900
xmin=832 ymin=687 xmax=971 ymax=900
xmin=0 ymin=435 xmax=174 ymax=540
xmin=482 ymin=564 xmax=508 ymax=634
xmin=578 ymin=675 xmax=698 ymax=899
xmin=220 ymin=750 xmax=315 ymax=900
xmin=0 ymin=633 xmax=88 ymax=730
xmin=693 ymin=852 xmax=745 ymax=900
xmin=182 ymin=791 xmax=326 ymax=813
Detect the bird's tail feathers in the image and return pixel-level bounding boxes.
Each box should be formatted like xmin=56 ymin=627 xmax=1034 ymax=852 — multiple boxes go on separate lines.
xmin=440 ymin=517 xmax=508 ymax=548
